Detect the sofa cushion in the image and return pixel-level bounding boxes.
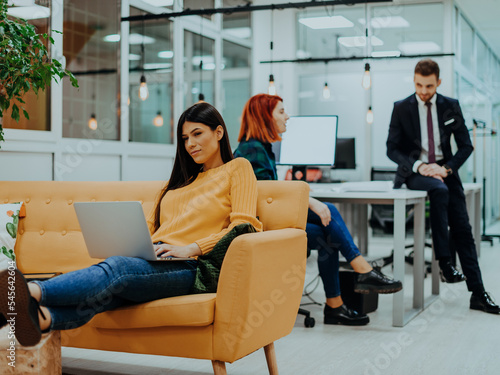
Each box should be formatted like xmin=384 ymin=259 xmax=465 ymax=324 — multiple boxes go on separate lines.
xmin=0 ymin=202 xmax=24 ymax=270
xmin=90 ymin=293 xmax=216 ymax=329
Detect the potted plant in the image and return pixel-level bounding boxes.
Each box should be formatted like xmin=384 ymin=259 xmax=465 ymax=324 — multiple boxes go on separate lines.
xmin=0 ymin=0 xmax=78 ymax=147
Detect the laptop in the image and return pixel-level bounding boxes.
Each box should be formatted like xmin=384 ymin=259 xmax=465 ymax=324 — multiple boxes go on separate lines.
xmin=74 ymin=201 xmax=192 ymax=261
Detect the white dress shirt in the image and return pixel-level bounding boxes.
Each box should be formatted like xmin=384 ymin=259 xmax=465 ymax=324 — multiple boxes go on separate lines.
xmin=412 ymin=93 xmax=443 ymax=173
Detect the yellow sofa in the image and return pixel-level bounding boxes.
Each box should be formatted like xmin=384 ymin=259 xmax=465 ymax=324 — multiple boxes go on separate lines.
xmin=1 ymin=180 xmax=309 ymax=374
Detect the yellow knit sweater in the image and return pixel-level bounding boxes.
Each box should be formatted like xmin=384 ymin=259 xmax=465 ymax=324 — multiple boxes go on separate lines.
xmin=147 ymin=158 xmax=263 ymax=255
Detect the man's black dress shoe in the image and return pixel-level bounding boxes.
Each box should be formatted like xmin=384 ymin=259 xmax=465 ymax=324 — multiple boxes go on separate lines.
xmin=470 ymin=292 xmax=500 ymax=314
xmin=354 ymin=269 xmax=403 ymax=294
xmin=0 ymin=313 xmax=6 ymax=329
xmin=0 ymin=268 xmax=45 ymax=346
xmin=324 ymin=304 xmax=370 ymax=326
xmin=440 ymin=262 xmax=466 ymax=283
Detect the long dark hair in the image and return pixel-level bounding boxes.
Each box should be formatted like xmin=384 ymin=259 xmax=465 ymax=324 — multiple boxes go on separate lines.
xmin=153 ymin=102 xmax=233 ymax=232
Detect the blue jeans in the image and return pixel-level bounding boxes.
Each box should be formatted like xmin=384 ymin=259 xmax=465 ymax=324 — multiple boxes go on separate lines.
xmin=306 ymin=202 xmax=361 ymax=298
xmin=33 ymin=256 xmax=198 ymax=331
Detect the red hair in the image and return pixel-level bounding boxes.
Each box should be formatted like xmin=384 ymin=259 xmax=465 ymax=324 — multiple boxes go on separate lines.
xmin=238 ymin=93 xmax=283 ymax=143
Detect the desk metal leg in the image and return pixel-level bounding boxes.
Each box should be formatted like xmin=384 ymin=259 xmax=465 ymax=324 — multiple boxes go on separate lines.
xmin=431 ymin=249 xmax=440 ymax=296
xmin=392 ymin=199 xmax=406 ymax=327
xmin=413 ymin=199 xmax=425 ymax=310
xmin=474 ymin=189 xmax=481 ymax=256
xmin=358 ymin=204 xmax=368 ymax=255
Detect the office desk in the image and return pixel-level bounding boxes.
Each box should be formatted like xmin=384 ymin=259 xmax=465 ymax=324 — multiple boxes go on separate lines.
xmin=309 ymin=184 xmax=437 ymax=327
xmin=463 ymin=183 xmax=482 ymax=256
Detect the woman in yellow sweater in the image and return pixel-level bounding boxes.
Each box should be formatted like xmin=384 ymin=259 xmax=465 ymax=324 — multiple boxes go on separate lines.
xmin=0 ymin=102 xmax=262 ymax=347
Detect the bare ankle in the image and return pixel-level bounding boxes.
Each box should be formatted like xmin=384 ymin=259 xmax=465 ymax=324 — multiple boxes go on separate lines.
xmin=350 ymin=255 xmax=373 ymax=274
xmin=28 ymin=282 xmax=42 ymax=302
xmin=39 ymin=306 xmax=51 ymax=332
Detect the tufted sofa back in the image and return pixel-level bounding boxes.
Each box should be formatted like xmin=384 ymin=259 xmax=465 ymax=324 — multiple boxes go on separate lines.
xmin=1 ymin=180 xmax=308 ymax=274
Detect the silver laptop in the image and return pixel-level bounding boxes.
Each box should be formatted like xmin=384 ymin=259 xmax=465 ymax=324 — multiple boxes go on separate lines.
xmin=74 ymin=201 xmax=192 ymax=261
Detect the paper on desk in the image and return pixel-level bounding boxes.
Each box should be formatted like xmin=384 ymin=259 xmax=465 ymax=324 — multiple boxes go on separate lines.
xmin=334 ymin=181 xmax=393 ymax=192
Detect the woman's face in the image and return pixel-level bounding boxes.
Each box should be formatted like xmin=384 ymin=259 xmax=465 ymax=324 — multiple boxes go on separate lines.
xmin=182 ymin=121 xmax=224 ymax=170
xmin=272 ymin=101 xmax=289 ymax=134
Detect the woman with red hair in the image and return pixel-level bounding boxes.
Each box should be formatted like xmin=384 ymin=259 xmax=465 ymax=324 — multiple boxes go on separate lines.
xmin=235 ymin=94 xmax=402 ymax=326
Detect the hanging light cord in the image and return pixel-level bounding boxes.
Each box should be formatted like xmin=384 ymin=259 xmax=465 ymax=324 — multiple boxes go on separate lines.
xmin=199 ymin=20 xmax=204 ymax=101
xmin=141 ymin=16 xmax=145 ymax=76
xmin=270 ymin=7 xmax=274 ymax=75
xmin=364 ymin=1 xmax=369 ymax=54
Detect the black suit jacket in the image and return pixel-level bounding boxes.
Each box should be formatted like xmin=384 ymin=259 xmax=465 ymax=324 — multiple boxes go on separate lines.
xmin=386 ymin=93 xmax=473 ymax=188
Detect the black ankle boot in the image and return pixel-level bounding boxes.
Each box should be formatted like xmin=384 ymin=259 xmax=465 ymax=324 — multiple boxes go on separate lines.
xmin=324 ymin=304 xmax=370 ymax=326
xmin=354 ymin=269 xmax=403 ymax=294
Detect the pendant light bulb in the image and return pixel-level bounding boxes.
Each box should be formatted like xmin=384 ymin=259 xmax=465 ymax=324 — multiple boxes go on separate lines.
xmin=88 ymin=113 xmax=98 ymax=130
xmin=153 ymin=111 xmax=164 ymax=127
xmin=138 ymin=75 xmax=149 ymax=101
xmin=366 ymin=106 xmax=374 ymax=124
xmin=323 ymin=82 xmax=331 ymax=99
xmin=268 ymin=74 xmax=276 ymax=96
xmin=362 ymin=63 xmax=372 ymax=90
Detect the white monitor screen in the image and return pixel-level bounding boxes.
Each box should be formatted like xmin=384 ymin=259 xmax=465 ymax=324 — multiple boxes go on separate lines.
xmin=277 ymin=116 xmax=338 ymax=166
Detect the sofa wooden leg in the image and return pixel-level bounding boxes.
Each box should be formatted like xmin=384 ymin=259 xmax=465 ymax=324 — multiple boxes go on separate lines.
xmin=264 ymin=342 xmax=279 ymax=375
xmin=212 ymin=360 xmax=227 ymax=375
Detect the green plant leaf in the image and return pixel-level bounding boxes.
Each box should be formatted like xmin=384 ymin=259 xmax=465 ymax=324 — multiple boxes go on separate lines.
xmin=22 ymin=108 xmax=29 ymax=120
xmin=2 ymin=247 xmax=15 ymax=261
xmin=6 ymin=222 xmax=16 ymax=238
xmin=11 ymin=103 xmax=19 ymax=121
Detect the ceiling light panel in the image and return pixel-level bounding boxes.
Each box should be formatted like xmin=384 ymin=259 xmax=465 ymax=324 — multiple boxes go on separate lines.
xmin=398 ymin=41 xmax=441 ymax=54
xmin=7 ymin=5 xmax=50 ymax=20
xmin=358 ymin=16 xmax=410 ymax=28
xmin=371 ymin=50 xmax=401 ymax=57
xmin=299 ymin=16 xmax=354 ymax=29
xmin=338 ymin=36 xmax=384 ymax=48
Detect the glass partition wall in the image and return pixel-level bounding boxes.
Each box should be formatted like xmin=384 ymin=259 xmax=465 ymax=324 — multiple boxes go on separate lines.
xmin=2 ymin=0 xmax=251 ymax=182
xmin=129 ymin=7 xmax=174 ymax=144
xmin=62 ymin=0 xmax=120 ymax=140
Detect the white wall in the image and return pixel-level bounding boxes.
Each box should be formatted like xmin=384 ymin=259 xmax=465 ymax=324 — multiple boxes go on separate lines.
xmin=0 ymin=151 xmax=53 ymax=181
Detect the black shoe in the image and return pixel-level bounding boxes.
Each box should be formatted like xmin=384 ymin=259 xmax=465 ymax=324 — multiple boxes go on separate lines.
xmin=354 ymin=269 xmax=403 ymax=294
xmin=470 ymin=292 xmax=500 ymax=314
xmin=440 ymin=262 xmax=467 ymax=283
xmin=0 ymin=268 xmax=45 ymax=346
xmin=0 ymin=313 xmax=6 ymax=328
xmin=324 ymin=304 xmax=370 ymax=326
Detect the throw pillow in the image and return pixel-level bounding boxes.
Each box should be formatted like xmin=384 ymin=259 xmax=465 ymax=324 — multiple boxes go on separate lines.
xmin=0 ymin=202 xmax=24 ymax=270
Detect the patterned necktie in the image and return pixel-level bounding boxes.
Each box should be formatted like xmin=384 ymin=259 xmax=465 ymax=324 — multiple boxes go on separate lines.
xmin=425 ymin=101 xmax=436 ymax=163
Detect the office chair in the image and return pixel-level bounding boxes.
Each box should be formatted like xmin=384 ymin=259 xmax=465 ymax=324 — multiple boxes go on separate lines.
xmin=297 ymin=247 xmax=317 ymax=328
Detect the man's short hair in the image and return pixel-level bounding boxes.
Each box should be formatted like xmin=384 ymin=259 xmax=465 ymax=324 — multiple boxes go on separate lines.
xmin=414 ymin=59 xmax=440 ymax=79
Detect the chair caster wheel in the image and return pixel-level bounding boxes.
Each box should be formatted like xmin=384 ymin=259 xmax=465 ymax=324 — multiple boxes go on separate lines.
xmin=304 ymin=316 xmax=315 ymax=328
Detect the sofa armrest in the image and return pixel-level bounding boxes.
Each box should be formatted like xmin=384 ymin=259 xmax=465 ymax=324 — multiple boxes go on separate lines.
xmin=213 ymin=228 xmax=307 ymax=362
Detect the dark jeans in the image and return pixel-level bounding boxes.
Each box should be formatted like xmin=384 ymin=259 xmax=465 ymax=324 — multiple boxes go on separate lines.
xmin=405 ymin=173 xmax=483 ymax=291
xmin=33 ymin=256 xmax=198 ymax=331
xmin=306 ymin=203 xmax=361 ymax=298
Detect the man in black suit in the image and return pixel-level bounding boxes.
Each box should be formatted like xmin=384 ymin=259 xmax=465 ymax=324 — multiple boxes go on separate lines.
xmin=386 ymin=59 xmax=499 ymax=314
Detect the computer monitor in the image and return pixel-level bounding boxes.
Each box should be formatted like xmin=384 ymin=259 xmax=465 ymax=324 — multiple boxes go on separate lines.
xmin=333 ymin=137 xmax=356 ymax=169
xmin=275 ymin=115 xmax=338 ymax=166
xmin=272 ymin=115 xmax=338 ymax=181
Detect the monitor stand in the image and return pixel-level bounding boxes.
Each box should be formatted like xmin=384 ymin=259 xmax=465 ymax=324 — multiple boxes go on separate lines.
xmin=292 ymin=165 xmax=307 ymax=181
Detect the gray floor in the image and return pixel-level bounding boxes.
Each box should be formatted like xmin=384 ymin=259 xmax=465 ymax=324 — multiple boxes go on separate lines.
xmin=62 ymin=223 xmax=500 ymax=375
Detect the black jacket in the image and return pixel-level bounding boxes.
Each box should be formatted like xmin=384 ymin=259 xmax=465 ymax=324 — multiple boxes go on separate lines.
xmin=386 ymin=93 xmax=473 ymax=188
